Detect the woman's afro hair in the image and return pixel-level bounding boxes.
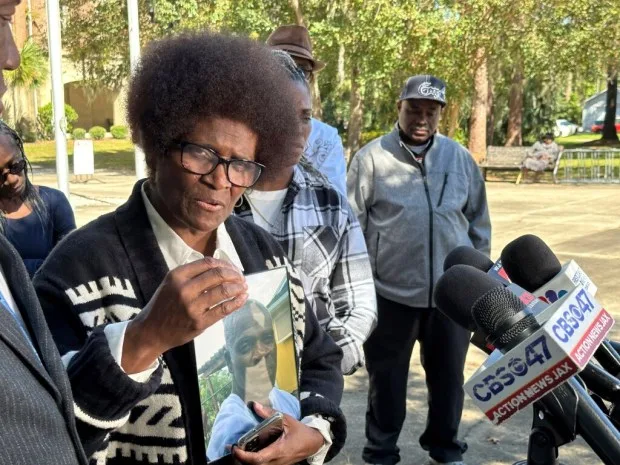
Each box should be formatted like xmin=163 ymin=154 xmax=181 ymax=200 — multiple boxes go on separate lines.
xmin=127 ymin=31 xmax=300 ymax=179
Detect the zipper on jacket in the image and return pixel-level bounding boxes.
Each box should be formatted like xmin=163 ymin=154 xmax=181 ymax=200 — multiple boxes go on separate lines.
xmin=375 ymin=232 xmax=380 ymax=279
xmin=420 ymin=164 xmax=434 ymax=308
xmin=399 ymin=140 xmax=434 ymax=308
xmin=437 ymin=173 xmax=448 ymax=207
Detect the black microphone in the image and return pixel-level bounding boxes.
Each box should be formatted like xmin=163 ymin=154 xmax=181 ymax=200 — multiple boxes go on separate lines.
xmin=500 ymin=234 xmax=620 ymax=378
xmin=445 ymin=245 xmax=620 ymax=404
xmin=435 ymin=265 xmax=620 ymax=465
xmin=443 ymin=246 xmax=494 ymax=273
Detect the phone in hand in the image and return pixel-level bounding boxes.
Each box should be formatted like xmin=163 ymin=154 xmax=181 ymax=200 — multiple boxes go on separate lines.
xmin=236 ymin=412 xmax=284 ymax=452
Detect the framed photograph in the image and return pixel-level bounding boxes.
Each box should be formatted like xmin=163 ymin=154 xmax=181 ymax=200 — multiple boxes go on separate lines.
xmin=194 ymin=266 xmax=299 ymax=461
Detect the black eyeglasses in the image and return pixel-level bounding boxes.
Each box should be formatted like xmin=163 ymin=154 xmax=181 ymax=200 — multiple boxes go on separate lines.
xmin=0 ymin=158 xmax=26 ymax=184
xmin=176 ymin=141 xmax=264 ymax=188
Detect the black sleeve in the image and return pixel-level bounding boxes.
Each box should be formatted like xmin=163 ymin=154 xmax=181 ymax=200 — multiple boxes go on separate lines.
xmin=299 ymin=299 xmax=346 ymax=462
xmin=33 ymin=247 xmax=162 ymax=457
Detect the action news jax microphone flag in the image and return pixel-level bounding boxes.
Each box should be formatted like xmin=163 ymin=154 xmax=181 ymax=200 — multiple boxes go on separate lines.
xmin=501 ymin=234 xmax=620 ymax=377
xmin=465 ymin=285 xmax=613 ymax=424
xmin=435 ymin=263 xmax=614 ymax=424
xmin=435 ymin=265 xmax=620 ymax=465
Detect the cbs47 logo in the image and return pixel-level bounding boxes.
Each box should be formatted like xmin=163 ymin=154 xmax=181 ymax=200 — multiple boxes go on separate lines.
xmin=472 ymin=335 xmax=552 ymax=402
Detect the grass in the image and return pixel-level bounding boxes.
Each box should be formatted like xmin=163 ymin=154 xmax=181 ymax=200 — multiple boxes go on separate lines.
xmin=556 ymin=133 xmax=619 ymax=149
xmin=24 ymin=135 xmax=620 ymax=182
xmin=25 ymin=139 xmax=136 ymax=173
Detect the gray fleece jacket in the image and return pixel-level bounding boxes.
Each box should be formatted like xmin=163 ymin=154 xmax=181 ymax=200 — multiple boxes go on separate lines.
xmin=347 ymin=128 xmax=491 ymax=308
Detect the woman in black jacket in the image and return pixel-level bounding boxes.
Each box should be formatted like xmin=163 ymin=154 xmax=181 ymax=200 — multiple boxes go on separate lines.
xmin=33 ymin=32 xmax=345 ymax=465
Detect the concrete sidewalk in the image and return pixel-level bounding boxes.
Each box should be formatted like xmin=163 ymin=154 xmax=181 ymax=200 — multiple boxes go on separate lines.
xmin=37 ymin=173 xmax=620 ymax=465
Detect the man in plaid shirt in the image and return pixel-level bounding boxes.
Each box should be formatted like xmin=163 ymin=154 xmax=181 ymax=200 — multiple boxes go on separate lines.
xmin=235 ymin=51 xmax=376 ymax=375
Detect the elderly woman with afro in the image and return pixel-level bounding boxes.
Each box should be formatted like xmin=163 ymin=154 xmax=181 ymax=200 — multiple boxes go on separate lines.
xmin=33 ymin=32 xmax=345 ymax=465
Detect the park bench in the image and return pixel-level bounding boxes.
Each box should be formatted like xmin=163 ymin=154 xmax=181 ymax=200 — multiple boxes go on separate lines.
xmin=480 ymin=146 xmax=559 ymax=184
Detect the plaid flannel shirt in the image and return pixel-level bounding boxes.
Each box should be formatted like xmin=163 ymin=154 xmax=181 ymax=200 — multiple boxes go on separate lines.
xmin=236 ymin=165 xmax=377 ymax=375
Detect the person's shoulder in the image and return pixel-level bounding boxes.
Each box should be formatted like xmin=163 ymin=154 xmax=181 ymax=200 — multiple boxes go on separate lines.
xmin=357 ymin=132 xmax=387 ymax=156
xmin=298 ymin=165 xmax=347 ymax=206
xmin=435 ymin=134 xmax=475 ymax=159
xmin=311 ymin=118 xmax=340 ymax=139
xmin=227 ymin=215 xmax=280 ymax=248
xmin=37 ymin=185 xmax=69 ymax=205
xmin=44 ymin=211 xmax=116 ymax=259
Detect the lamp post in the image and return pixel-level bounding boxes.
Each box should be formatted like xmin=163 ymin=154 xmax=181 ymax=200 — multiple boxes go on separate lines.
xmin=45 ymin=0 xmax=69 ymax=197
xmin=127 ymin=0 xmax=147 ymax=179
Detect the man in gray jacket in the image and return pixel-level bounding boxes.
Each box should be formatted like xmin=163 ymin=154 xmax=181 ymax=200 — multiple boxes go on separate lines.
xmin=347 ymin=75 xmax=491 ymax=465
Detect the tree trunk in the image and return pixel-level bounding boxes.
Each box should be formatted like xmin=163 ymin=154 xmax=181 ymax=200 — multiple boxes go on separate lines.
xmin=337 ymin=43 xmax=345 ymax=87
xmin=505 ymin=63 xmax=524 ymax=146
xmin=602 ymin=66 xmax=619 ymax=142
xmin=565 ymin=72 xmax=573 ymax=101
xmin=312 ymin=79 xmax=323 ymax=119
xmin=487 ymin=75 xmax=494 ymax=146
xmin=468 ymin=48 xmax=487 ymax=162
xmin=346 ymin=67 xmax=364 ymax=161
xmin=447 ymin=103 xmax=460 ymax=138
xmin=288 ymin=0 xmax=305 ymax=26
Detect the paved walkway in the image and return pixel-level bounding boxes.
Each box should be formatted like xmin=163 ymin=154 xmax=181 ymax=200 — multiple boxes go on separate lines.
xmin=36 ymin=173 xmax=620 ymax=465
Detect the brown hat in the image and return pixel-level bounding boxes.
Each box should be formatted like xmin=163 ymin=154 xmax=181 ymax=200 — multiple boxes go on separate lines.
xmin=266 ymin=25 xmax=326 ymax=72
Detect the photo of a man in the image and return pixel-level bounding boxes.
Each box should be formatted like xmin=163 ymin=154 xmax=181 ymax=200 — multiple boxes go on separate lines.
xmin=206 ymin=299 xmax=299 ymax=459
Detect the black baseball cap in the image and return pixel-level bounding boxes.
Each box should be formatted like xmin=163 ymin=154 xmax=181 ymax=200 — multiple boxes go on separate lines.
xmin=399 ymin=75 xmax=447 ymax=106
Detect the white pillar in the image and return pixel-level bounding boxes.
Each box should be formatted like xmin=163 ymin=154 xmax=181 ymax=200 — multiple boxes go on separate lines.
xmin=45 ymin=0 xmax=69 ymax=197
xmin=127 ymin=0 xmax=147 ymax=180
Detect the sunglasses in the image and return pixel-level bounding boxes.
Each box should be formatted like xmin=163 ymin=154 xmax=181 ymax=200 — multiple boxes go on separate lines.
xmin=0 ymin=158 xmax=26 ymax=184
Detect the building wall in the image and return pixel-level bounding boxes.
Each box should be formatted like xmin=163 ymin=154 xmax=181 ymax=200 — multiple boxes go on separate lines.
xmin=5 ymin=1 xmax=129 ymax=133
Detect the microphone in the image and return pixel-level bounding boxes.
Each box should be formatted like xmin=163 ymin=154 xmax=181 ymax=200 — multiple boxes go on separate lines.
xmin=434 ymin=266 xmax=620 ymax=465
xmin=500 ymin=234 xmax=620 ymax=378
xmin=444 ymin=246 xmax=511 ymax=285
xmin=443 ymin=247 xmax=545 ymax=354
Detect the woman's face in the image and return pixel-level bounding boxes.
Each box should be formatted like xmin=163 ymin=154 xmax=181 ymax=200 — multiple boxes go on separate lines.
xmin=151 ymin=118 xmax=258 ymax=235
xmin=0 ymin=135 xmax=26 ymax=200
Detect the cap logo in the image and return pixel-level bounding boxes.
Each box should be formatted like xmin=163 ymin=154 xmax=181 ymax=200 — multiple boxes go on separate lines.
xmin=418 ymin=81 xmax=445 ymax=102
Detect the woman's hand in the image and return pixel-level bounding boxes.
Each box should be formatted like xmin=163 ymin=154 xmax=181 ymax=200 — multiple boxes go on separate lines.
xmin=232 ymin=403 xmax=325 ymax=465
xmin=122 ymin=257 xmax=248 ymax=373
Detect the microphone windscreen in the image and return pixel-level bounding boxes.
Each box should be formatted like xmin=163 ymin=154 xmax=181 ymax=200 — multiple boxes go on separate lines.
xmin=443 ymin=246 xmax=494 ymax=272
xmin=500 ymin=234 xmax=562 ymax=291
xmin=471 ymin=286 xmax=536 ymax=347
xmin=434 ymin=264 xmax=503 ymax=331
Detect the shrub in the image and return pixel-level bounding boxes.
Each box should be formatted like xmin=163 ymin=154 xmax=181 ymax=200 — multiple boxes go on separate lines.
xmin=72 ymin=128 xmax=86 ymax=140
xmin=110 ymin=125 xmax=128 ymax=139
xmin=360 ymin=130 xmax=385 ymax=147
xmin=16 ymin=117 xmax=37 ymax=142
xmin=37 ymin=103 xmax=78 ymax=140
xmin=89 ymin=126 xmax=106 ymax=140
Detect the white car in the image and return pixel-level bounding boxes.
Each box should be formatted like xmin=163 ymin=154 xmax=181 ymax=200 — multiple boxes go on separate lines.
xmin=554 ymin=119 xmax=579 ymax=137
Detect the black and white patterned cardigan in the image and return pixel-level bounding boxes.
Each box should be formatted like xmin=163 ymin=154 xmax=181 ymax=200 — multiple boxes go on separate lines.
xmin=33 ymin=180 xmax=346 ymax=465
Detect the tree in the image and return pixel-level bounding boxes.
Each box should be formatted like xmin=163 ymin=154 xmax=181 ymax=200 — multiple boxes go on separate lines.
xmin=602 ymin=67 xmax=618 ymax=142
xmin=3 ymin=39 xmax=48 ymax=126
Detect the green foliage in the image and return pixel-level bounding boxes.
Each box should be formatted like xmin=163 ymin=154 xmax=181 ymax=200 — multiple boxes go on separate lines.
xmin=110 ymin=125 xmax=128 ymax=139
xmin=58 ymin=0 xmax=620 ymax=151
xmin=360 ymin=130 xmax=385 ymax=147
xmin=3 ymin=39 xmax=48 ymax=90
xmin=73 ymin=128 xmax=87 ymax=140
xmin=89 ymin=126 xmax=106 ymax=140
xmin=37 ymin=103 xmax=79 ymax=141
xmin=15 ymin=117 xmax=37 ymax=143
xmin=198 ymin=369 xmax=232 ymax=445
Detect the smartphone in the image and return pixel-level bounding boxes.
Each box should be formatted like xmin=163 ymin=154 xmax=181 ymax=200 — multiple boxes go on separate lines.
xmin=236 ymin=412 xmax=284 ymax=452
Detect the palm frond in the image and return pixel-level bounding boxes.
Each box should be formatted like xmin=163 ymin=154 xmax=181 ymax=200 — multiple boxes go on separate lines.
xmin=3 ymin=39 xmax=49 ymax=89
